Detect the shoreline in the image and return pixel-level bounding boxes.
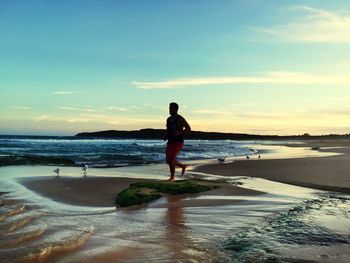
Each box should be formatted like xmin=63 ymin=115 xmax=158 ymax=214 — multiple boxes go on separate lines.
xmin=194 ymin=140 xmax=350 ymax=194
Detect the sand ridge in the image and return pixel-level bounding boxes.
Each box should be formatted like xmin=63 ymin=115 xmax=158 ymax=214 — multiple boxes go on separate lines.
xmin=195 ymin=140 xmax=350 ymax=194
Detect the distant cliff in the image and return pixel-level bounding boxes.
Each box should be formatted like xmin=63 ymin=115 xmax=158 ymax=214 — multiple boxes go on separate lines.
xmin=75 ymin=129 xmax=350 ymax=140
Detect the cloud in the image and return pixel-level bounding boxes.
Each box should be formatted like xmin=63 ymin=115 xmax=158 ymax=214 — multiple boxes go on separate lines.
xmin=253 ymin=6 xmax=350 ymax=43
xmin=130 ymin=106 xmax=142 ymax=110
xmin=190 ymin=106 xmax=350 ymax=132
xmin=79 ymin=113 xmax=164 ymax=124
xmin=106 ymin=106 xmax=128 ymax=112
xmin=312 ymin=108 xmax=350 ymax=116
xmin=32 ymin=115 xmax=46 ymax=122
xmin=53 ymin=91 xmax=75 ymax=95
xmin=59 ymin=106 xmax=99 ymax=112
xmin=132 ymin=71 xmax=350 ymax=89
xmin=17 ymin=107 xmax=350 ymax=135
xmin=10 ymin=106 xmax=32 ymax=110
xmin=33 ymin=114 xmax=90 ymax=123
xmin=305 ymin=96 xmax=350 ymax=102
xmin=192 ymin=109 xmax=234 ymax=116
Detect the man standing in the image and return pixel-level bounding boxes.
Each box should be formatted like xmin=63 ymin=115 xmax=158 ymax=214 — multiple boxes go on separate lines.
xmin=164 ymin=102 xmax=191 ymax=181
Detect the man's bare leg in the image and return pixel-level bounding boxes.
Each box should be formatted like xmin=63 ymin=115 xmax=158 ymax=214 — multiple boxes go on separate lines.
xmin=168 ymin=160 xmax=176 ymax=181
xmin=175 ymin=161 xmax=187 ymax=175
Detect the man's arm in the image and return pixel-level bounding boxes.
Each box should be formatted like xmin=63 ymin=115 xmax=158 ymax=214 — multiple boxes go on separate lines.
xmin=164 ymin=119 xmax=168 ymax=141
xmin=182 ymin=117 xmax=191 ymax=133
xmin=174 ymin=116 xmax=191 ymax=136
xmin=164 ymin=130 xmax=168 ymax=141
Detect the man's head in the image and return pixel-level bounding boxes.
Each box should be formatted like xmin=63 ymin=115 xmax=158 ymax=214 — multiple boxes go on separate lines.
xmin=169 ymin=102 xmax=179 ymax=116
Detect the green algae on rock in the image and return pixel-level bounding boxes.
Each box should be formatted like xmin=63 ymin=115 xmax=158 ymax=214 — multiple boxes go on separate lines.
xmin=115 ymin=179 xmax=219 ymax=207
xmin=115 ymin=187 xmax=161 ymax=207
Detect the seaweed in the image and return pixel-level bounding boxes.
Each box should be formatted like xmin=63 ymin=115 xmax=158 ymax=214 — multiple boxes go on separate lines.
xmin=115 ymin=187 xmax=161 ymax=207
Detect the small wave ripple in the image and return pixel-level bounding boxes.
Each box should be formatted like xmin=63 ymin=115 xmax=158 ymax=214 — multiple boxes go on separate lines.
xmin=222 ymin=193 xmax=350 ymax=262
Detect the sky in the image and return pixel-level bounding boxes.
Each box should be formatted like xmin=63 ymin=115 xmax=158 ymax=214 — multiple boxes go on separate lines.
xmin=0 ymin=0 xmax=350 ymax=136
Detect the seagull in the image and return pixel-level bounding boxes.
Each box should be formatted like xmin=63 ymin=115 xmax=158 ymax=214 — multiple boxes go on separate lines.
xmin=53 ymin=168 xmax=60 ymax=177
xmin=82 ymin=164 xmax=88 ymax=177
xmin=246 ymin=156 xmax=250 ymax=159
xmin=218 ymin=157 xmax=225 ymax=163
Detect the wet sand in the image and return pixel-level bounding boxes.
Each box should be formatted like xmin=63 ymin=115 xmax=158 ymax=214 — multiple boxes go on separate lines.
xmin=19 ymin=176 xmax=156 ymax=207
xmin=19 ymin=176 xmax=264 ymax=207
xmin=195 ymin=140 xmax=350 ymax=194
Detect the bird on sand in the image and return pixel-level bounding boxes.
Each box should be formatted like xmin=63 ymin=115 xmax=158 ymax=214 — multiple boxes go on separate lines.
xmin=218 ymin=157 xmax=225 ymax=163
xmin=53 ymin=168 xmax=60 ymax=177
xmin=246 ymin=156 xmax=250 ymax=159
xmin=82 ymin=164 xmax=88 ymax=177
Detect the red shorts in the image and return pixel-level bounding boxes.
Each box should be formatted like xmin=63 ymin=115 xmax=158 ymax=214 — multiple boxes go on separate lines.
xmin=166 ymin=142 xmax=184 ymax=161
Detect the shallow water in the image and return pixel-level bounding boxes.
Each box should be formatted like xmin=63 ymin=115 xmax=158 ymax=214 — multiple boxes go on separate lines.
xmin=222 ymin=193 xmax=350 ymax=263
xmin=0 ymin=146 xmax=349 ymax=262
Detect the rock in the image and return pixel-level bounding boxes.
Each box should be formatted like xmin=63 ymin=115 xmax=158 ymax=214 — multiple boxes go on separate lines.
xmin=115 ymin=179 xmax=219 ymax=207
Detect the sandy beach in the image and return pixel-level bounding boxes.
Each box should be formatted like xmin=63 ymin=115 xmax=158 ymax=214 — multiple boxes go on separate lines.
xmin=195 ymin=140 xmax=350 ymax=194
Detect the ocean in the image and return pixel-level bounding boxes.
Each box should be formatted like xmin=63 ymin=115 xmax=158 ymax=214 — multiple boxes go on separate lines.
xmin=0 ymin=135 xmax=262 ymax=167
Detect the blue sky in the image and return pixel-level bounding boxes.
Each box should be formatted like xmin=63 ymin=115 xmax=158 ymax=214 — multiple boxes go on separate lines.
xmin=1 ymin=0 xmax=350 ymax=135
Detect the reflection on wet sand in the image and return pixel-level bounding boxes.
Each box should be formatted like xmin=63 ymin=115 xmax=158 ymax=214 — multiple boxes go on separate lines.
xmin=162 ymin=195 xmax=221 ymax=262
xmin=164 ymin=195 xmax=187 ymax=261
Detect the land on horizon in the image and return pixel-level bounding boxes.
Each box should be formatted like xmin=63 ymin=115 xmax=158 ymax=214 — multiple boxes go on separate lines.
xmin=76 ymin=129 xmax=350 ymax=140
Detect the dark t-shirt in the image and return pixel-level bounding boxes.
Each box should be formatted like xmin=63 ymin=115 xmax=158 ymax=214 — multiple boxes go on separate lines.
xmin=166 ymin=115 xmax=184 ymax=144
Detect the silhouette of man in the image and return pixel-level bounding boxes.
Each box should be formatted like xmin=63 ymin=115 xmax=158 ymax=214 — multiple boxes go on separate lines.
xmin=164 ymin=102 xmax=191 ymax=181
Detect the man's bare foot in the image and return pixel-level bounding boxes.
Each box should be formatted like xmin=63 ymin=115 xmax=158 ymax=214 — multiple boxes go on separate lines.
xmin=167 ymin=177 xmax=175 ymax=182
xmin=181 ymin=165 xmax=187 ymax=175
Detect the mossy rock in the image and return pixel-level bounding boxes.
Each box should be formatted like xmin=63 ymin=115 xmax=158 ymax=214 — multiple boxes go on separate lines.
xmin=115 ymin=187 xmax=161 ymax=207
xmin=115 ymin=179 xmax=219 ymax=207
xmin=130 ymin=180 xmax=216 ymax=195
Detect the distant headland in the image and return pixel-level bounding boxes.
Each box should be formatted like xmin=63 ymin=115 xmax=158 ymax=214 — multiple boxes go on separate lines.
xmin=75 ymin=129 xmax=350 ymax=140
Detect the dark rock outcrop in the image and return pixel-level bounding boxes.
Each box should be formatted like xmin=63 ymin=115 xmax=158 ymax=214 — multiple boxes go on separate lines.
xmin=76 ymin=128 xmax=350 ymax=141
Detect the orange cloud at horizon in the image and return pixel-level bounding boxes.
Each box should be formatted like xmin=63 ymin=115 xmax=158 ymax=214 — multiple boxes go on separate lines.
xmin=1 ymin=108 xmax=349 ymax=136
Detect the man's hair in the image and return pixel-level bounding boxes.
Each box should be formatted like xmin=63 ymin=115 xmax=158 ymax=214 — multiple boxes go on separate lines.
xmin=169 ymin=102 xmax=179 ymax=111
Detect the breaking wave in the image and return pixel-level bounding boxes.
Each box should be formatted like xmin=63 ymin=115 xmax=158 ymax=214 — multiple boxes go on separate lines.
xmin=0 ymin=136 xmax=260 ymax=167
